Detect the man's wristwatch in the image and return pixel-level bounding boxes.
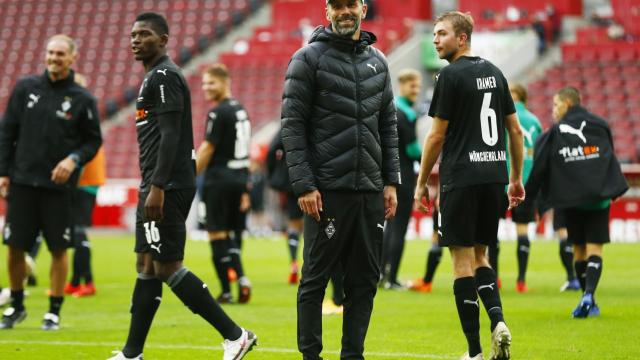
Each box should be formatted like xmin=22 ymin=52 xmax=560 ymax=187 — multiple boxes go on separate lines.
xmin=69 ymin=153 xmax=81 ymax=167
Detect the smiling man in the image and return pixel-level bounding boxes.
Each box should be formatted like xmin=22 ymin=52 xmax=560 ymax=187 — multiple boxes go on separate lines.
xmin=414 ymin=11 xmax=525 ymax=360
xmin=281 ymin=0 xmax=400 ymax=359
xmin=0 ymin=34 xmax=102 ymax=331
xmin=108 ymin=12 xmax=255 ymax=360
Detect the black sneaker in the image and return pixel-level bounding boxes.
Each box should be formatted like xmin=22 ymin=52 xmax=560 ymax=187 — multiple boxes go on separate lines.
xmin=383 ymin=281 xmax=406 ymax=291
xmin=27 ymin=275 xmax=37 ymax=287
xmin=41 ymin=313 xmax=60 ymax=331
xmin=217 ymin=292 xmax=234 ymax=304
xmin=0 ymin=307 xmax=27 ymax=329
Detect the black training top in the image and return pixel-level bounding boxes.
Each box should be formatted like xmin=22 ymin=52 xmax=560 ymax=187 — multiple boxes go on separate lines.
xmin=135 ymin=55 xmax=195 ymax=191
xmin=204 ymin=98 xmax=250 ymax=186
xmin=0 ymin=70 xmax=102 ymax=189
xmin=429 ymin=56 xmax=516 ymax=192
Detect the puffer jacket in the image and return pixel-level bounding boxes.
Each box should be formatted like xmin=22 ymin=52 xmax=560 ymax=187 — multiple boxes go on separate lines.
xmin=281 ymin=25 xmax=400 ymax=197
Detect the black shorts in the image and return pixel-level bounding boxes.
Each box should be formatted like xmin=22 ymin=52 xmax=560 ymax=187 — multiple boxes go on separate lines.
xmin=3 ymin=183 xmax=73 ymax=252
xmin=202 ymin=183 xmax=245 ymax=232
xmin=439 ymin=184 xmax=503 ymax=247
xmin=73 ymin=189 xmax=96 ymax=227
xmin=553 ymin=208 xmax=566 ymax=230
xmin=287 ymin=190 xmax=303 ymax=220
xmin=135 ymin=188 xmax=195 ymax=261
xmin=565 ymin=207 xmax=610 ymax=245
xmin=511 ymin=195 xmax=536 ymax=224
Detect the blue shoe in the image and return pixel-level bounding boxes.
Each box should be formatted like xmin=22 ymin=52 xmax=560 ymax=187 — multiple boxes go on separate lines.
xmin=560 ymin=279 xmax=581 ymax=292
xmin=589 ymin=303 xmax=600 ymax=317
xmin=572 ymin=293 xmax=593 ymax=318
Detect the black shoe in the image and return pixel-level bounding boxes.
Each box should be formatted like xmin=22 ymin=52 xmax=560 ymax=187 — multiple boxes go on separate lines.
xmin=27 ymin=275 xmax=37 ymax=287
xmin=217 ymin=292 xmax=234 ymax=304
xmin=41 ymin=313 xmax=60 ymax=331
xmin=383 ymin=281 xmax=406 ymax=291
xmin=0 ymin=307 xmax=27 ymax=329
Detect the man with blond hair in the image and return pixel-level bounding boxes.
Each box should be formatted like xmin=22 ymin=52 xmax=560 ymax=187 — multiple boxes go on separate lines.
xmin=414 ymin=11 xmax=524 ymax=360
xmin=0 ymin=34 xmax=102 ymax=330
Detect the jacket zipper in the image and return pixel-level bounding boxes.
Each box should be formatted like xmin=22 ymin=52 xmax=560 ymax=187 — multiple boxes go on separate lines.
xmin=352 ymin=49 xmax=360 ymax=190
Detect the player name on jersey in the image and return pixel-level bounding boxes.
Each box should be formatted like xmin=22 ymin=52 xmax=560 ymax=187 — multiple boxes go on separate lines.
xmin=476 ymin=76 xmax=498 ymax=90
xmin=468 ymin=150 xmax=507 ymax=162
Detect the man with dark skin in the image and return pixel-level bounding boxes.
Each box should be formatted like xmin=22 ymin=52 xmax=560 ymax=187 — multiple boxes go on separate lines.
xmin=108 ymin=13 xmax=255 ymax=360
xmin=0 ymin=34 xmax=102 ymax=331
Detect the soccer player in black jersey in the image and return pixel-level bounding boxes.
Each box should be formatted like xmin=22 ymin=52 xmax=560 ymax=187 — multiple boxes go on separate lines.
xmin=414 ymin=12 xmax=525 ymax=360
xmin=195 ymin=63 xmax=252 ymax=304
xmin=109 ymin=13 xmax=255 ymax=360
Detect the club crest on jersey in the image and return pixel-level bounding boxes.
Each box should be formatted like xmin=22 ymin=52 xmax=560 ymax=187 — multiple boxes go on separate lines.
xmin=55 ymin=97 xmax=73 ymax=120
xmin=325 ymin=220 xmax=336 ymax=239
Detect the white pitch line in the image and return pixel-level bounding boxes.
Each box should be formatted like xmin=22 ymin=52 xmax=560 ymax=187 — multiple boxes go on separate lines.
xmin=0 ymin=339 xmax=456 ymax=359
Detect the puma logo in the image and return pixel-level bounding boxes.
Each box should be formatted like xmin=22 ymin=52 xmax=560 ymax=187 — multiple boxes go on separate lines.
xmin=27 ymin=93 xmax=41 ymax=108
xmin=157 ymin=69 xmax=168 ymax=76
xmin=377 ymin=223 xmax=384 ymax=230
xmin=151 ymin=243 xmax=162 ymax=253
xmin=202 ymin=283 xmax=208 ymax=289
xmin=478 ymin=283 xmax=495 ymax=292
xmin=522 ymin=125 xmax=536 ymax=145
xmin=464 ymin=299 xmax=479 ymax=307
xmin=559 ymin=121 xmax=587 ymax=143
xmin=367 ymin=63 xmax=378 ymax=73
xmin=587 ymin=262 xmax=600 ymax=270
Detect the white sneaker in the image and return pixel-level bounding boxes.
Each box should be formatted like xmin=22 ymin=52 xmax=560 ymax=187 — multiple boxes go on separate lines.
xmin=223 ymin=328 xmax=257 ymax=360
xmin=0 ymin=288 xmax=11 ymax=307
xmin=106 ymin=351 xmax=143 ymax=360
xmin=460 ymin=352 xmax=484 ymax=360
xmin=489 ymin=322 xmax=511 ymax=360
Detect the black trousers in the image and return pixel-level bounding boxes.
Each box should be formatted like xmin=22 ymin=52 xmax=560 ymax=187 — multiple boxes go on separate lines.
xmin=297 ymin=190 xmax=384 ymax=360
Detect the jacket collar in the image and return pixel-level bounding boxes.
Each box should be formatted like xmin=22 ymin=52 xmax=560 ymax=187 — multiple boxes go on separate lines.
xmin=308 ymin=25 xmax=377 ymax=53
xmin=43 ymin=69 xmax=76 ymax=87
xmin=560 ymin=105 xmax=587 ymax=122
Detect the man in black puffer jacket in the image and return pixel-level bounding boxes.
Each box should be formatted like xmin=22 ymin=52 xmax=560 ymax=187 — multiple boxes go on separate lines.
xmin=281 ymin=1 xmax=400 ymax=359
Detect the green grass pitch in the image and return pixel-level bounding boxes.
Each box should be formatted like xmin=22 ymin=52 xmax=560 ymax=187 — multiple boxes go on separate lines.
xmin=0 ymin=234 xmax=638 ymax=359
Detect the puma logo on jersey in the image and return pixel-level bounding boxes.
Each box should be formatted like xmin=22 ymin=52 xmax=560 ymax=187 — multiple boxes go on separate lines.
xmin=367 ymin=63 xmax=378 ymax=73
xmin=157 ymin=69 xmax=168 ymax=76
xmin=377 ymin=223 xmax=384 ymax=230
xmin=464 ymin=299 xmax=479 ymax=307
xmin=522 ymin=125 xmax=536 ymax=145
xmin=27 ymin=93 xmax=41 ymax=108
xmin=559 ymin=121 xmax=587 ymax=143
xmin=478 ymin=283 xmax=495 ymax=292
xmin=151 ymin=243 xmax=162 ymax=253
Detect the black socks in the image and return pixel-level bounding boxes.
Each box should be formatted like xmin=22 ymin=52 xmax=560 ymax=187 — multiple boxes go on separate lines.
xmin=559 ymin=239 xmax=576 ymax=281
xmin=423 ymin=246 xmax=442 ymax=283
xmin=211 ymin=240 xmax=232 ymax=293
xmin=574 ymin=260 xmax=587 ymax=292
xmin=516 ymin=235 xmax=530 ymax=282
xmin=454 ymin=277 xmax=482 ymax=357
xmin=228 ymin=233 xmax=245 ymax=279
xmin=71 ymin=227 xmax=92 ymax=286
xmin=123 ymin=274 xmax=162 ymax=358
xmin=488 ymin=243 xmax=500 ymax=278
xmin=48 ymin=296 xmax=64 ymax=316
xmin=167 ymin=268 xmax=241 ymax=340
xmin=475 ymin=267 xmax=505 ymax=332
xmin=288 ymin=231 xmax=300 ymax=262
xmin=584 ymin=255 xmax=603 ymax=296
xmin=11 ymin=289 xmax=25 ymax=311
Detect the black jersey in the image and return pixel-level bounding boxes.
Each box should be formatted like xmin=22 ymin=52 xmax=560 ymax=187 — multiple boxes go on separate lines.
xmin=135 ymin=55 xmax=195 ymax=191
xmin=204 ymin=98 xmax=251 ymax=186
xmin=429 ymin=56 xmax=516 ymax=192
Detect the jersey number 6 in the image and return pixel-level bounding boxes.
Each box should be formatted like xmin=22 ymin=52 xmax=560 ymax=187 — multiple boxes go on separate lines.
xmin=480 ymin=92 xmax=498 ymax=146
